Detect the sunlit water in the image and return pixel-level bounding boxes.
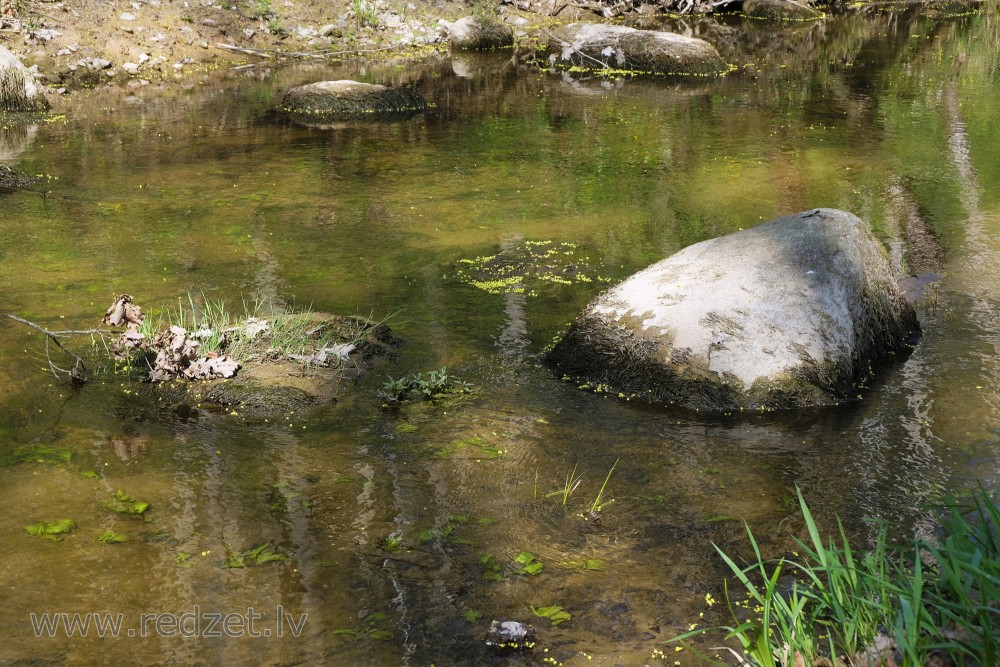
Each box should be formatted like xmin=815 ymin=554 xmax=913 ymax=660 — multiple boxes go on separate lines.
xmin=1 ymin=6 xmax=999 ymax=666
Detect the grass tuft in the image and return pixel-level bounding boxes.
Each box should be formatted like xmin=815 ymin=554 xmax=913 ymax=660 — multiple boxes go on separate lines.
xmin=667 ymin=485 xmax=1000 ymax=666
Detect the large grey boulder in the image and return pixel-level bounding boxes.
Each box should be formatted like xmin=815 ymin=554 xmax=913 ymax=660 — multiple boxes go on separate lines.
xmin=443 ymin=16 xmax=514 ymax=50
xmin=547 ymin=209 xmax=920 ymax=412
xmin=546 ymin=23 xmax=729 ymax=77
xmin=743 ymin=0 xmax=823 ymax=21
xmin=279 ymin=80 xmax=426 ymax=121
xmin=0 ymin=45 xmax=49 ymax=112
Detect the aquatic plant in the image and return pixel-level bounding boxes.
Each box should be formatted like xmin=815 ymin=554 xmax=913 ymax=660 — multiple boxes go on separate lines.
xmin=105 ymin=489 xmax=150 ymax=517
xmin=514 ymin=551 xmax=544 ymax=576
xmin=24 ymin=519 xmax=76 ymax=541
xmin=378 ymin=367 xmax=472 ymax=405
xmin=545 ymin=464 xmax=582 ymax=506
xmin=96 ymin=530 xmax=128 ymax=544
xmin=2 ymin=446 xmax=72 ymax=466
xmin=383 ymin=534 xmax=402 ymax=552
xmin=589 ymin=458 xmax=619 ymax=514
xmin=333 ymin=611 xmax=392 ymax=641
xmin=667 ymin=486 xmax=1000 ymax=667
xmin=223 ymin=543 xmax=289 ymax=568
xmin=453 ymin=240 xmax=610 ymax=296
xmin=530 ymin=605 xmax=571 ymax=626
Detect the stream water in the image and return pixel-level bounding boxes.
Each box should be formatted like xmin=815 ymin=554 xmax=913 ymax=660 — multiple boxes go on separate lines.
xmin=2 ymin=6 xmax=999 ymax=666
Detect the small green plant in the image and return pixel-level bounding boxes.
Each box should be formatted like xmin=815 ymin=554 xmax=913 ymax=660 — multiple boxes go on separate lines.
xmin=667 ymin=485 xmax=1000 ymax=667
xmin=514 ymin=551 xmax=544 ymax=575
xmin=2 ymin=446 xmax=72 ymax=466
xmin=96 ymin=530 xmax=128 ymax=544
xmin=545 ymin=464 xmax=582 ymax=506
xmin=333 ymin=611 xmax=392 ymax=640
xmin=24 ymin=519 xmax=76 ymax=541
xmin=378 ymin=367 xmax=472 ymax=405
xmin=351 ymin=0 xmax=378 ymax=28
xmin=244 ymin=0 xmax=274 ymax=19
xmin=105 ymin=489 xmax=150 ymax=516
xmin=383 ymin=534 xmax=402 ymax=552
xmin=224 ymin=543 xmax=289 ymax=568
xmin=480 ymin=553 xmax=504 ymax=581
xmin=589 ymin=457 xmax=619 ymax=514
xmin=530 ymin=605 xmax=571 ymax=626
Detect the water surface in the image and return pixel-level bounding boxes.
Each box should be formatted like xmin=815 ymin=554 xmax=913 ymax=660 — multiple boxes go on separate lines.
xmin=2 ymin=6 xmax=1000 ymax=665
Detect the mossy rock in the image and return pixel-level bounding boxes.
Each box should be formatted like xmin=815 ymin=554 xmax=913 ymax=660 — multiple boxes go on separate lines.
xmin=444 ymin=16 xmax=515 ymax=51
xmin=743 ymin=0 xmax=823 ymax=20
xmin=545 ymin=23 xmax=730 ymax=77
xmin=547 ymin=209 xmax=919 ymax=412
xmin=279 ymin=80 xmax=427 ymax=122
xmin=0 ymin=45 xmax=49 ymax=112
xmin=0 ymin=166 xmax=36 ymax=194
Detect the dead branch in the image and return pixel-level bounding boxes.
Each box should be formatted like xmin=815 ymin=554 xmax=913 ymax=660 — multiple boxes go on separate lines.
xmin=5 ymin=314 xmax=108 ymax=383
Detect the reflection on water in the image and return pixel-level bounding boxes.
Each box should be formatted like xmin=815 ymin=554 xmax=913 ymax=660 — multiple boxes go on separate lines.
xmin=2 ymin=6 xmax=1000 ymax=665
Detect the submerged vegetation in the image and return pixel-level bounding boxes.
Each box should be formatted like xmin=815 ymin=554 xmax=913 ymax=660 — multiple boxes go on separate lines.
xmin=378 ymin=367 xmax=473 ymax=405
xmin=453 ymin=240 xmax=610 ymax=296
xmin=668 ymin=487 xmax=1000 ymax=667
xmin=105 ymin=489 xmax=150 ymax=517
xmin=223 ymin=543 xmax=289 ymax=568
xmin=23 ymin=519 xmax=77 ymax=541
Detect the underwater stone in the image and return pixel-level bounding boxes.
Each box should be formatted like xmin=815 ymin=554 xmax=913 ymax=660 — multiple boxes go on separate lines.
xmin=484 ymin=620 xmax=536 ymax=651
xmin=547 ymin=209 xmax=920 ymax=412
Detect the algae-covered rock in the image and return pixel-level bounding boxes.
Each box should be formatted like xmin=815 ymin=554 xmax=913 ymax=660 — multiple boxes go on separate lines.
xmin=0 ymin=45 xmax=49 ymax=112
xmin=545 ymin=23 xmax=729 ymax=77
xmin=0 ymin=166 xmax=35 ymax=194
xmin=443 ymin=16 xmax=515 ymax=50
xmin=279 ymin=80 xmax=427 ymax=121
xmin=547 ymin=209 xmax=920 ymax=412
xmin=743 ymin=0 xmax=823 ymax=21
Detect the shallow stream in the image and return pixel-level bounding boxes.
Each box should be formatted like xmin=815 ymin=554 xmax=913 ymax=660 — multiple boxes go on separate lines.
xmin=2 ymin=6 xmax=1000 ymax=666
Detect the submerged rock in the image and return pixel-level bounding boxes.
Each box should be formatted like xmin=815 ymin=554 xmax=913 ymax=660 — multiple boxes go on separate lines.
xmin=545 ymin=23 xmax=729 ymax=76
xmin=279 ymin=80 xmax=427 ymax=121
xmin=547 ymin=209 xmax=919 ymax=412
xmin=442 ymin=16 xmax=514 ymax=50
xmin=0 ymin=165 xmax=36 ymax=193
xmin=0 ymin=45 xmax=49 ymax=112
xmin=743 ymin=0 xmax=824 ymax=21
xmin=484 ymin=620 xmax=536 ymax=651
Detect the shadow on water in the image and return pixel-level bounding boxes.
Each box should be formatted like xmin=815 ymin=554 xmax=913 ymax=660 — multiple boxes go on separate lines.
xmin=1 ymin=5 xmax=1000 ymax=665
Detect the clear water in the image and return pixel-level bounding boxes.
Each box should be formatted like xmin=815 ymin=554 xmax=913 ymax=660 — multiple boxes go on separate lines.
xmin=2 ymin=6 xmax=999 ymax=665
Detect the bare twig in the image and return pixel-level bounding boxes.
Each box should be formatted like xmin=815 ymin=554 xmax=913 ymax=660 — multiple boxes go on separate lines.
xmin=216 ymin=43 xmax=275 ymax=58
xmin=542 ymin=28 xmax=612 ymax=70
xmin=6 ymin=314 xmax=108 ymax=383
xmin=6 ymin=314 xmax=107 ymax=338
